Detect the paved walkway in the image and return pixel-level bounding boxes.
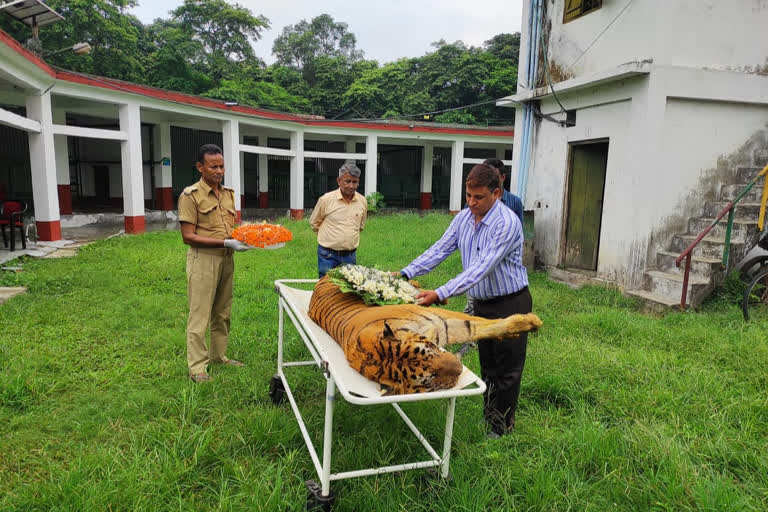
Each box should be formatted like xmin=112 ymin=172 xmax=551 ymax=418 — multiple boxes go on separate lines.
xmin=0 ymin=221 xmax=179 ymax=266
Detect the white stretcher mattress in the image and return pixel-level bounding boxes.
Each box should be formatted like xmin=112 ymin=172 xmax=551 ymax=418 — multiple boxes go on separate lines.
xmin=276 ymin=280 xmax=486 ymax=405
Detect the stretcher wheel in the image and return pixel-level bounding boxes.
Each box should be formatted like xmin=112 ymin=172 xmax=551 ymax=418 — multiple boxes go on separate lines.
xmin=269 ymin=375 xmax=286 ymax=404
xmin=305 ymin=480 xmax=335 ymax=511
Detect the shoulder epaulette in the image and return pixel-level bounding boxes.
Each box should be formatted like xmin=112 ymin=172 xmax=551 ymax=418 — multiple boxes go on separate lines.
xmin=182 ymin=184 xmax=198 ymax=195
xmin=222 ymin=185 xmax=235 ymax=193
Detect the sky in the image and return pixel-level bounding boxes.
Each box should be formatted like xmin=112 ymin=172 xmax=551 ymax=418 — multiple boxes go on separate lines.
xmin=129 ymin=0 xmax=523 ymax=65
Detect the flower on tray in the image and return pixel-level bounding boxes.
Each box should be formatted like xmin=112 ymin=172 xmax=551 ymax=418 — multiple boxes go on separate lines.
xmin=231 ymin=222 xmax=293 ymax=248
xmin=326 ymin=264 xmax=420 ymax=306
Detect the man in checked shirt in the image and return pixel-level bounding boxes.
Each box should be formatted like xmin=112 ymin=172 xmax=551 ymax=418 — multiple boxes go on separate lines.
xmin=398 ymin=164 xmax=531 ymax=438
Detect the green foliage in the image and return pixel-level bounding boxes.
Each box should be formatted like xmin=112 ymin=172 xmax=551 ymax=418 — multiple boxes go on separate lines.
xmin=203 ymin=78 xmax=311 ymax=112
xmin=272 ymin=14 xmax=363 ymax=77
xmin=142 ymin=22 xmax=212 ymax=94
xmin=0 ymin=0 xmax=147 ymax=83
xmin=343 ymin=39 xmax=519 ymax=124
xmin=434 ymin=111 xmax=477 ymax=125
xmin=366 ymin=191 xmax=386 ymax=212
xmin=170 ymin=0 xmax=269 ymax=82
xmin=0 ymin=4 xmax=519 ymax=123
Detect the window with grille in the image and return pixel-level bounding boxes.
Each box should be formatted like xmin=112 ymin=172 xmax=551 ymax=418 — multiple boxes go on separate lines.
xmin=563 ymin=0 xmax=602 ymax=23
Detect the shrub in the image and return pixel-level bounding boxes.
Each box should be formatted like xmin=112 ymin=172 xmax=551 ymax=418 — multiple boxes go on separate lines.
xmin=366 ymin=191 xmax=386 ymax=212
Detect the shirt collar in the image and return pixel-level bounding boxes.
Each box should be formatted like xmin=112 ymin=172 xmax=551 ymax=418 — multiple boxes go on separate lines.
xmin=198 ymin=178 xmax=219 ymax=197
xmin=334 ymin=189 xmax=358 ymax=202
xmin=477 ymin=199 xmax=502 ymax=227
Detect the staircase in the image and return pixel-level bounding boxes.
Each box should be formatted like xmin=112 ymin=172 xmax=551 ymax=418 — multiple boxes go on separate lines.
xmin=626 ymin=165 xmax=765 ymax=310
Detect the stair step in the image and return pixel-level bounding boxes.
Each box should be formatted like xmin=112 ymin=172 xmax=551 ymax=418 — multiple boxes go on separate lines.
xmin=643 ymin=270 xmax=712 ymax=303
xmin=703 ymin=201 xmax=763 ymax=218
xmin=735 ymin=166 xmax=765 ymax=183
xmin=656 ymin=251 xmax=722 ymax=277
xmin=687 ymin=217 xmax=759 ymax=241
xmin=721 ymin=184 xmax=764 ymax=202
xmin=625 ymin=289 xmax=682 ymax=309
xmin=645 ymin=270 xmax=709 ymax=285
xmin=671 ymin=234 xmax=746 ymax=260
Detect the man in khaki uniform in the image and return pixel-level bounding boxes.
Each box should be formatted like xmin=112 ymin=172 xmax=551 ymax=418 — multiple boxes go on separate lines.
xmin=309 ymin=161 xmax=367 ymax=277
xmin=178 ymin=144 xmax=252 ymax=383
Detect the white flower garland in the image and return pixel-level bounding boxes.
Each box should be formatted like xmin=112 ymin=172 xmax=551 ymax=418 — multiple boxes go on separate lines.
xmin=327 ymin=264 xmax=420 ymax=305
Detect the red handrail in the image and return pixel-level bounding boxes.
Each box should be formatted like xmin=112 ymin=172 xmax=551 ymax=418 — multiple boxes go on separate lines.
xmin=674 ymin=203 xmax=734 ymax=309
xmin=675 ymin=165 xmax=768 ymax=309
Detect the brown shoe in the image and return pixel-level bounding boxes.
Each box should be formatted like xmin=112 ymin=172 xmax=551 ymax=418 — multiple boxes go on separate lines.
xmin=223 ymin=359 xmax=245 ymax=367
xmin=190 ymin=373 xmax=211 ymax=383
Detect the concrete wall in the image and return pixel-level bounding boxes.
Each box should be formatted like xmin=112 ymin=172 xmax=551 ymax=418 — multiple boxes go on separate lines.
xmin=519 ymin=67 xmax=768 ymax=287
xmin=525 ymin=0 xmax=768 ymax=83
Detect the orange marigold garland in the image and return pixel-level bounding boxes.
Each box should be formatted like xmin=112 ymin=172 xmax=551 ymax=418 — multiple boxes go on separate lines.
xmin=231 ymin=223 xmax=293 ymax=248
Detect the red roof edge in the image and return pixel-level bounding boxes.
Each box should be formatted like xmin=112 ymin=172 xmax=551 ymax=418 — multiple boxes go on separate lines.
xmin=0 ymin=28 xmax=56 ymax=77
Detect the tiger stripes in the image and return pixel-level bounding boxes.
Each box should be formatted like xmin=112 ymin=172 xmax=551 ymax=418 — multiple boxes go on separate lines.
xmin=308 ymin=277 xmax=543 ymax=395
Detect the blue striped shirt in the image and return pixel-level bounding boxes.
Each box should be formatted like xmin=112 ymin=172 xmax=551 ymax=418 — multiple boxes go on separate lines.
xmin=401 ymin=200 xmax=528 ymax=301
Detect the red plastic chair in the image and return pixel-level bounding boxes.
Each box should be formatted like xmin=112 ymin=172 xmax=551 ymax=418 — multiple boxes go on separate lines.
xmin=0 ymin=201 xmax=28 ymax=251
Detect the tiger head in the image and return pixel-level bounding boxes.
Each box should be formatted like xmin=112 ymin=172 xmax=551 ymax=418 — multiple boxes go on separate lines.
xmin=378 ymin=322 xmax=463 ymax=396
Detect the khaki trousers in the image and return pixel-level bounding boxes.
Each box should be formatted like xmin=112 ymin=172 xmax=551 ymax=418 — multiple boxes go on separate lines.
xmin=186 ymin=246 xmax=234 ymax=374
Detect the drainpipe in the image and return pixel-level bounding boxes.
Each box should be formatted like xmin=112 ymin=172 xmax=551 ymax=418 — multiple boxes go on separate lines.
xmin=516 ymin=0 xmax=542 ymax=203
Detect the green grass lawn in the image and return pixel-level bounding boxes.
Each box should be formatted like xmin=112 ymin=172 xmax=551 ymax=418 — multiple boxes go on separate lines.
xmin=1 ymin=213 xmax=767 ymax=511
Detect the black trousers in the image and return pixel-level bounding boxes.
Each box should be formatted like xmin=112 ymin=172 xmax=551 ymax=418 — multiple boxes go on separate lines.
xmin=474 ymin=287 xmax=532 ymax=435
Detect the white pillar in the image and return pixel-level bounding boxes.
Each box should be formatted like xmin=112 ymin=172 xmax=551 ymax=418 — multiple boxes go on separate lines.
xmin=157 ymin=122 xmax=172 ymax=188
xmin=497 ymin=145 xmax=510 ymax=192
xmin=239 ymin=133 xmax=245 ymax=208
xmin=290 ymin=130 xmax=304 ymax=218
xmin=364 ymin=134 xmax=377 ymax=197
xmin=258 ymin=153 xmax=268 ymax=193
xmin=420 ymin=143 xmax=433 ymax=193
xmin=119 ymin=103 xmax=145 ymax=233
xmin=26 ymin=90 xmax=61 ymax=240
xmin=221 ymin=119 xmax=241 ymax=214
xmin=53 ymin=110 xmax=69 ymax=185
xmin=449 ymin=139 xmax=464 ymax=212
xmin=152 ymin=122 xmax=173 ymax=210
xmin=53 ymin=109 xmax=72 ymax=215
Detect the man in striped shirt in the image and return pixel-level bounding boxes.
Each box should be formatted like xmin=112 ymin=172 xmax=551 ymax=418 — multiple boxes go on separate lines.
xmin=399 ymin=164 xmax=531 ymax=438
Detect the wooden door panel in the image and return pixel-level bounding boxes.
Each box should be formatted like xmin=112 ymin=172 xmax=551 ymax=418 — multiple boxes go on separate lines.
xmin=564 ymin=143 xmax=608 ymax=270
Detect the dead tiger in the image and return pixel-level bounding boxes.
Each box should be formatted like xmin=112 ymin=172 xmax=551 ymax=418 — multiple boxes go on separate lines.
xmin=308 ymin=277 xmax=542 ymax=395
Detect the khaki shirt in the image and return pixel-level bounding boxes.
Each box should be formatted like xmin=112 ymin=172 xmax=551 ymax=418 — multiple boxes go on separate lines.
xmin=309 ymin=189 xmax=367 ymax=251
xmin=178 ymin=178 xmax=237 ymax=240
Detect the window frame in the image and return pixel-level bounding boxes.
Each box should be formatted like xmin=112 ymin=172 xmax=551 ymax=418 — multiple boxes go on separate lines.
xmin=563 ymin=0 xmax=603 ymax=24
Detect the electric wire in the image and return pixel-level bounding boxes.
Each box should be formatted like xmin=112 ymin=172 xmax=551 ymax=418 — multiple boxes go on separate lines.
xmin=566 ymin=0 xmax=633 ymax=71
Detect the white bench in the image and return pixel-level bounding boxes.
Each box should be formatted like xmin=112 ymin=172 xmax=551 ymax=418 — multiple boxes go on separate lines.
xmin=273 ymin=279 xmax=486 ymax=508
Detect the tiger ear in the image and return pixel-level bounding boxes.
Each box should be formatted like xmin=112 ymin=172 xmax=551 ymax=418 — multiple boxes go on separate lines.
xmin=383 ymin=321 xmax=395 ymax=338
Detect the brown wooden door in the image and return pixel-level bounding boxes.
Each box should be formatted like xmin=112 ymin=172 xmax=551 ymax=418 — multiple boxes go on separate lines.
xmin=564 ymin=142 xmax=608 ymax=270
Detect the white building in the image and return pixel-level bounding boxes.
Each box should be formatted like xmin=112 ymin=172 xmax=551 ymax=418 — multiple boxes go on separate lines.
xmin=501 ymin=0 xmax=768 ymax=307
xmin=0 ymin=28 xmax=513 ymax=242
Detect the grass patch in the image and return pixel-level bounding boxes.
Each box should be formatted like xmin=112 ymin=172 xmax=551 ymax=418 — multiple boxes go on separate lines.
xmin=1 ymin=213 xmax=767 ymax=510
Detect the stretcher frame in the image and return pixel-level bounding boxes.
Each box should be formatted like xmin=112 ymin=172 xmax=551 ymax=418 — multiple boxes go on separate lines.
xmin=273 ymin=279 xmax=486 ymax=501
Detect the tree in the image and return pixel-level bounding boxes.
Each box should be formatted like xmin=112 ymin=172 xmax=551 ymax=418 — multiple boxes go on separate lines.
xmin=142 ymin=21 xmax=212 ymax=94
xmin=170 ymin=0 xmax=269 ymax=83
xmin=343 ymin=40 xmax=517 ymax=125
xmin=203 ymin=79 xmax=311 ymax=113
xmin=272 ymin=14 xmax=363 ymax=83
xmin=0 ymin=0 xmax=146 ymax=83
xmin=484 ymin=33 xmax=521 ymax=66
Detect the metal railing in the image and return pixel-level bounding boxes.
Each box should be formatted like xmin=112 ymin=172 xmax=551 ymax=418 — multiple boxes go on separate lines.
xmin=675 ymin=164 xmax=768 ymax=309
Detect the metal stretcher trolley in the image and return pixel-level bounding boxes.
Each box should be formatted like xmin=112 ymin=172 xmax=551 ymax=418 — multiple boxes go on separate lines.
xmin=272 ymin=280 xmax=487 ymax=510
